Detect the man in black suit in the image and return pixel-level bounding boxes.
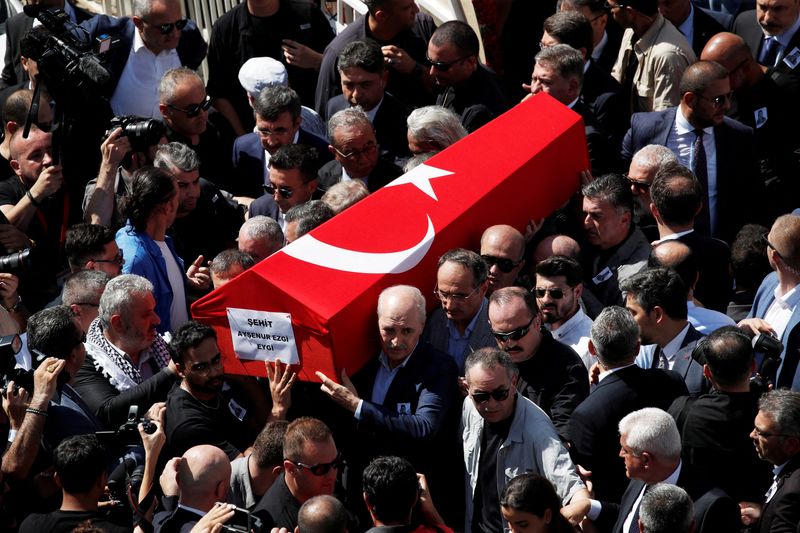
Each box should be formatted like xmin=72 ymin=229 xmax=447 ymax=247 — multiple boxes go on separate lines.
xmin=658 ymin=0 xmax=727 ymax=56
xmin=588 ymin=407 xmax=740 ymax=533
xmin=569 ymin=306 xmax=688 ymax=508
xmin=154 ymin=444 xmax=232 ymax=533
xmin=231 ymin=85 xmax=330 ymax=199
xmin=732 ymin=0 xmax=800 ymax=90
xmin=319 ymin=108 xmax=402 ymax=194
xmin=621 ymin=268 xmax=709 ymax=396
xmin=541 ymin=11 xmax=628 ymax=150
xmin=325 ymin=40 xmax=410 ymax=160
xmin=740 ymin=389 xmax=800 ymax=533
xmin=621 ymin=60 xmax=760 ymax=243
xmin=315 ymin=285 xmax=459 ymax=509
xmin=0 ymin=0 xmax=94 ymax=90
xmin=560 ymin=0 xmax=625 ymax=74
xmin=427 ymin=20 xmax=509 ymax=132
xmin=648 ymin=162 xmax=732 ymax=312
xmin=638 ymin=484 xmax=695 ymax=533
xmin=669 ymin=326 xmax=772 ymax=503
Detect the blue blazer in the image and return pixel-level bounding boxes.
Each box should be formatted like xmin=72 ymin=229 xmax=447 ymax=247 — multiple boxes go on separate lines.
xmin=621 ymin=106 xmax=761 ymax=243
xmin=748 ymin=272 xmax=800 ymax=389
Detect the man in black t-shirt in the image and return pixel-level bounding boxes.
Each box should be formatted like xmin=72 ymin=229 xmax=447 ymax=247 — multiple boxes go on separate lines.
xmin=165 ymin=321 xmax=250 ymax=460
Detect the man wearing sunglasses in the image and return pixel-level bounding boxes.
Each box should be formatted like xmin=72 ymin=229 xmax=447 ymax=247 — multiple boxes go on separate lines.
xmin=487 ymin=287 xmax=588 ymax=442
xmin=621 ymin=60 xmax=759 ymax=244
xmin=423 ymin=249 xmax=496 ymax=370
xmin=626 ymin=144 xmax=678 ymax=232
xmin=81 ymin=0 xmax=207 ymax=118
xmin=462 ymin=347 xmax=592 ymax=531
xmin=479 ymin=225 xmax=526 ymax=296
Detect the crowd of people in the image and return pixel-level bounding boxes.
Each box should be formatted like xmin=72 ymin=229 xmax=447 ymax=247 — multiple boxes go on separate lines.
xmin=0 ymin=0 xmax=798 ymax=531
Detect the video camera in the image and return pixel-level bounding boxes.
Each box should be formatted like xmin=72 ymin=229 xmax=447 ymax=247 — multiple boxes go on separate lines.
xmin=750 ymin=332 xmax=783 ymax=395
xmin=96 ymin=405 xmax=157 ymax=449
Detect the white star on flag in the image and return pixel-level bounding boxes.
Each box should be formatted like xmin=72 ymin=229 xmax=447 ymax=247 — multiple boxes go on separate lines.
xmin=385 ymin=163 xmax=453 ymax=201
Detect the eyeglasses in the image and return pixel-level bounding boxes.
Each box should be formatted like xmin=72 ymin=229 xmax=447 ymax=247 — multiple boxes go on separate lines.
xmin=470 ymin=387 xmax=511 ymax=404
xmin=264 ymin=183 xmax=295 ymax=199
xmin=534 ymin=287 xmax=567 ymax=299
xmin=433 ymin=285 xmax=481 ymax=302
xmin=482 ymin=255 xmax=522 ymax=274
xmin=426 ymin=54 xmax=472 ymax=72
xmin=332 ymin=142 xmax=377 ymax=160
xmin=752 ymin=427 xmax=792 ymax=439
xmin=189 ymin=353 xmax=223 ymax=374
xmin=89 ymin=253 xmax=125 ymax=266
xmin=291 ymin=453 xmax=343 ymax=476
xmin=761 ymin=233 xmax=780 ymax=255
xmin=145 ymin=17 xmax=188 ymax=35
xmin=167 ymin=95 xmax=212 ymax=118
xmin=626 ymin=176 xmax=651 ymax=192
xmin=696 ymin=92 xmax=733 ymax=108
xmin=491 ymin=316 xmax=535 ymax=343
xmin=603 ymin=1 xmax=626 ymax=10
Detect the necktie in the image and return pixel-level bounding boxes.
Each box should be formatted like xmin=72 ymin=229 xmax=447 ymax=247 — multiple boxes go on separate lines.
xmin=760 ymin=36 xmax=780 ymax=67
xmin=692 ymin=129 xmax=711 ymax=236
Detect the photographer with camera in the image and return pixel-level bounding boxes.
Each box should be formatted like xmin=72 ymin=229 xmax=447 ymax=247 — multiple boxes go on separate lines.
xmin=83 ymin=117 xmax=167 ymax=229
xmin=739 ymin=214 xmax=800 ymax=390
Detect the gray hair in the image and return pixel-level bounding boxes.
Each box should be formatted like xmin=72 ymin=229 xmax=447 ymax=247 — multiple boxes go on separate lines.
xmin=759 ymin=389 xmax=800 ymax=437
xmin=639 ymin=484 xmax=694 ymax=533
xmin=284 ymin=200 xmax=335 ymax=239
xmin=582 ymin=173 xmax=634 ymax=213
xmin=209 ymin=249 xmax=256 ymax=277
xmin=132 ymin=0 xmax=169 ymax=19
xmin=631 ymin=145 xmax=679 ymax=173
xmin=239 ymin=216 xmax=283 ymax=244
xmin=321 ymin=180 xmax=369 ymax=214
xmin=534 ymin=43 xmax=585 ymax=85
xmin=98 ymin=274 xmax=154 ymax=328
xmin=406 ymin=106 xmax=467 ymax=152
xmin=62 ymin=270 xmax=110 ymax=307
xmin=590 ymin=306 xmax=640 ymax=365
xmin=154 ymin=142 xmax=201 ymax=173
xmin=618 ymin=408 xmax=682 ymax=461
xmin=402 ymin=152 xmax=435 ymax=172
xmin=465 ymin=347 xmax=519 ymax=382
xmin=327 ymin=107 xmax=374 ymax=143
xmin=438 ymin=248 xmax=488 ymax=286
xmin=158 ymin=67 xmax=203 ymax=105
xmin=377 ymin=285 xmax=426 ymax=324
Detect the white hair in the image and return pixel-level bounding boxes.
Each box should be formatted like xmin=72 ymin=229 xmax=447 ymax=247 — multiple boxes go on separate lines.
xmin=618 ymin=408 xmax=681 ymax=461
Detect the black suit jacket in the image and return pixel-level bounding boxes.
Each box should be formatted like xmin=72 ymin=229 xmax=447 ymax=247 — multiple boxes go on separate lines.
xmin=153 ymin=505 xmax=202 ymax=533
xmin=582 ymin=59 xmax=628 ymax=150
xmin=692 ymin=7 xmax=727 ymax=56
xmin=669 ymin=324 xmax=711 ymax=397
xmin=595 ymin=22 xmax=625 ymax=74
xmin=573 ymin=99 xmax=620 ymax=175
xmin=1 ymin=3 xmax=95 ymax=89
xmin=569 ymin=365 xmax=689 ymax=505
xmin=733 ymin=10 xmax=800 ymax=92
xmin=316 ymin=155 xmax=402 ymax=193
xmin=621 ymin=106 xmax=760 ymax=243
xmin=326 ymin=92 xmax=411 ymax=160
xmin=757 ymin=456 xmax=800 ymax=533
xmin=678 ymin=231 xmax=732 ymax=312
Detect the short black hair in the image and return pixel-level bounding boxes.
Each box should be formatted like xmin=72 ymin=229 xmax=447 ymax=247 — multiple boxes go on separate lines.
xmin=254 ymin=85 xmax=301 ymax=122
xmin=696 ymin=326 xmax=753 ymax=386
xmin=337 ymin=39 xmax=385 ymax=74
xmin=169 ymin=320 xmax=217 ymax=365
xmin=27 ymin=306 xmax=83 ymax=361
xmin=620 ymin=267 xmax=688 ymax=320
xmin=438 ymin=248 xmax=488 ymax=286
xmin=362 ymin=456 xmax=418 ymax=524
xmin=535 ymin=255 xmax=583 ymax=286
xmin=543 ymin=11 xmax=594 ymax=56
xmin=65 ymin=223 xmax=116 ymax=271
xmin=582 ymin=173 xmax=634 ymax=213
xmin=252 ymin=420 xmax=288 ymax=469
xmin=731 ymin=224 xmax=771 ymax=292
xmin=285 ymin=200 xmax=335 ymax=238
xmin=53 ymin=435 xmax=108 ymax=494
xmin=430 ymin=20 xmax=479 ymax=56
xmin=650 ymin=162 xmax=702 ymax=227
xmin=270 ymin=144 xmax=321 ymax=183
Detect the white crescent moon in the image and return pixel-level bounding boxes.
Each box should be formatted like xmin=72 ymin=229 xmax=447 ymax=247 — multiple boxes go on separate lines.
xmin=282 ymin=215 xmax=436 ymax=274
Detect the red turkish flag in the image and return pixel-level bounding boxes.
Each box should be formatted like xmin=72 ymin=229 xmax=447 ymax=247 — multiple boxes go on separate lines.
xmin=191 ymin=94 xmax=590 ymax=382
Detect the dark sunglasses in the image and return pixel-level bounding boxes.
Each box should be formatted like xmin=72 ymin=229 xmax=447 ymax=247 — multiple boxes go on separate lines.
xmin=491 ymin=316 xmax=535 ymax=343
xmin=89 ymin=253 xmax=125 ymax=266
xmin=147 ymin=18 xmax=188 ymax=34
xmin=761 ymin=233 xmax=780 ymax=255
xmin=696 ymin=92 xmax=732 ymax=108
xmin=292 ymin=453 xmax=343 ymax=476
xmin=534 ymin=287 xmax=565 ymax=299
xmin=626 ymin=177 xmax=651 ymax=192
xmin=263 ymin=183 xmax=294 ymax=199
xmin=426 ymin=54 xmax=472 ymax=72
xmin=167 ymin=95 xmax=212 ymax=118
xmin=471 ymin=387 xmax=511 ymax=404
xmin=481 ymin=254 xmax=521 ymax=274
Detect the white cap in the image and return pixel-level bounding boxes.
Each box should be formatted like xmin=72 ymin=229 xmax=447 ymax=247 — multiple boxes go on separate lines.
xmin=238 ymin=57 xmax=289 ymax=98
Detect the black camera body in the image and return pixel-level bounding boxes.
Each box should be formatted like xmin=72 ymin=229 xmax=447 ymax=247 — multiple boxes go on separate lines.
xmin=106 ymin=116 xmax=166 ymax=153
xmin=750 ymin=332 xmax=783 ymax=395
xmin=0 ymin=334 xmax=29 ymax=393
xmin=0 ymin=248 xmax=33 ymax=274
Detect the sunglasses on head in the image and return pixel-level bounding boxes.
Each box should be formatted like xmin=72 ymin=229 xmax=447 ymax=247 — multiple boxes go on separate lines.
xmin=481 ymin=254 xmax=521 ymax=274
xmin=292 ymin=453 xmax=343 ymax=476
xmin=167 ymin=95 xmax=212 ymax=118
xmin=263 ymin=183 xmax=294 ymax=199
xmin=147 ymin=18 xmax=188 ymax=34
xmin=491 ymin=316 xmax=535 ymax=343
xmin=471 ymin=387 xmax=511 ymax=404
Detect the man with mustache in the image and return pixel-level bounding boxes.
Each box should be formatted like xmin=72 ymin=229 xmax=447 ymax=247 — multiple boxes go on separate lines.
xmin=164 ymin=320 xmax=251 ymax=459
xmin=487 ymin=286 xmax=588 ymax=442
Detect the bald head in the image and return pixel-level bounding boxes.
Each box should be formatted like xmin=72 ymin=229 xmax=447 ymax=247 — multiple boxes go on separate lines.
xmin=651 ymin=239 xmax=692 ymax=267
xmin=769 ymin=214 xmax=800 ymax=273
xmin=700 ymin=32 xmax=759 ymax=91
xmin=481 ymin=225 xmax=526 ymax=294
xmin=297 ymin=495 xmax=348 ymax=533
xmin=178 ymin=445 xmax=231 ymax=510
xmin=377 ymin=285 xmax=426 ymax=325
xmin=533 ymin=234 xmax=581 ymax=264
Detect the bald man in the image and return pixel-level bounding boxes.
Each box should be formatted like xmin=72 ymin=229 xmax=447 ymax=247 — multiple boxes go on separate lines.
xmin=297 ymin=495 xmax=348 ymax=533
xmin=532 ymin=234 xmax=582 ymax=265
xmin=316 ymin=284 xmax=460 ymax=520
xmin=154 ymin=444 xmax=233 ymax=532
xmin=702 ymin=32 xmax=800 ymax=219
xmin=480 ymin=225 xmax=526 ymax=295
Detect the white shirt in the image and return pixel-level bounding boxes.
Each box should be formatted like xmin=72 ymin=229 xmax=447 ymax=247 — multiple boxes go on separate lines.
xmin=764 ymin=283 xmax=800 ymax=381
xmin=669 ymin=107 xmax=718 ymax=233
xmin=762 ymin=13 xmax=800 ymax=65
xmin=622 ymin=462 xmax=682 ymax=532
xmin=110 ymin=30 xmax=181 ymax=118
xmin=598 ymin=362 xmax=636 ymax=382
xmin=547 ymin=308 xmax=593 ymax=369
xmin=654 ymin=228 xmax=694 ymax=244
xmin=155 ymin=240 xmax=189 ymax=331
